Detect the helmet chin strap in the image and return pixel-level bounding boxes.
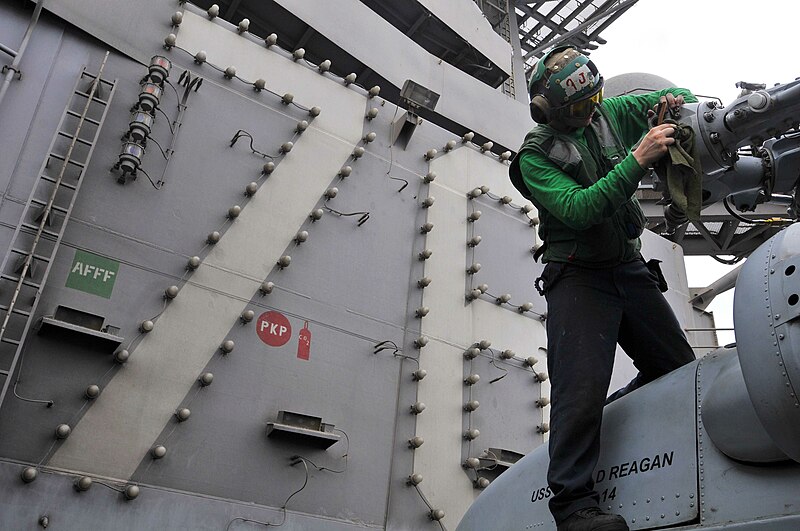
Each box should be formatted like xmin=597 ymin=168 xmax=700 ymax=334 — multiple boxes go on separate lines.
xmin=549 ymin=119 xmax=575 ymax=132
xmin=550 ymin=113 xmax=594 ymax=131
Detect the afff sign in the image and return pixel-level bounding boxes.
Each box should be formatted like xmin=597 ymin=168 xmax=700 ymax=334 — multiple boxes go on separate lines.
xmin=65 ymin=249 xmax=120 ymax=299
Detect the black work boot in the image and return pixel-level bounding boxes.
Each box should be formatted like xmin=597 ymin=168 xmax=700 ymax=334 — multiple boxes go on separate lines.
xmin=556 ymin=507 xmax=629 ymax=531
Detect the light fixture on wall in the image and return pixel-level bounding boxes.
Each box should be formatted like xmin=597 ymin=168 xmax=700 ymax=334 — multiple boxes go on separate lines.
xmin=84 ymin=385 xmax=101 ymax=400
xmin=114 ymin=141 xmax=145 ymax=181
xmin=536 ymin=397 xmax=550 ymax=408
xmin=137 ymin=82 xmax=162 ymax=112
xmin=464 ymin=347 xmax=480 ymax=359
xmin=21 ymin=467 xmax=37 ymax=483
xmin=475 ymin=477 xmax=490 ymax=489
xmin=464 ymin=428 xmax=480 ymax=440
xmin=127 ymin=111 xmax=153 ymax=142
xmin=147 ymin=55 xmax=171 ymax=85
xmin=391 ymin=80 xmax=440 ymax=149
xmin=401 ymin=79 xmax=439 ymax=112
xmin=124 ymin=485 xmax=140 ymax=501
xmin=220 ymin=339 xmax=235 ymax=354
xmin=74 ymin=476 xmax=92 ymax=492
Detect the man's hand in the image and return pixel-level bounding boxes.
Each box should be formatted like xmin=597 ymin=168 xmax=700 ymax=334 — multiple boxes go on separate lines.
xmin=633 ymin=123 xmax=677 ymax=168
xmin=647 ymin=93 xmax=687 ymax=122
xmin=664 ymin=92 xmax=685 ymax=112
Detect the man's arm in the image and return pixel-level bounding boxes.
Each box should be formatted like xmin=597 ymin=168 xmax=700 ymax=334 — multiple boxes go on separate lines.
xmin=520 ymin=149 xmax=646 ymax=230
xmin=521 ymin=88 xmax=694 ymax=230
xmin=603 ymin=88 xmax=698 ymax=148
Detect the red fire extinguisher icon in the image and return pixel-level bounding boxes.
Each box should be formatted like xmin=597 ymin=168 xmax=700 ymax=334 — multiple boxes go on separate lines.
xmin=297 ymin=320 xmax=311 ymax=360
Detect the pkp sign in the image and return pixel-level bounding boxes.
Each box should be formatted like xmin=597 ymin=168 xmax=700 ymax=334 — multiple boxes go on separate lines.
xmin=256 ymin=311 xmax=292 ymax=347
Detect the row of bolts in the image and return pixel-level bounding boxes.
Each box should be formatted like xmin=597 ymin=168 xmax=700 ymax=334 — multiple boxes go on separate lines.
xmin=21 ymin=20 xmax=549 ymax=519
xmin=405 ymin=151 xmax=551 ymax=521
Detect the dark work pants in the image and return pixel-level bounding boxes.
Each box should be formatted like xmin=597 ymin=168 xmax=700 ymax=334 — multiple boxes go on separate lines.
xmin=541 ymin=259 xmax=695 ymax=524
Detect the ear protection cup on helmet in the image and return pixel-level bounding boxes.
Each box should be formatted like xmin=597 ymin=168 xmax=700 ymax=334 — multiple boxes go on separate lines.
xmin=529 ymin=94 xmax=550 ymax=124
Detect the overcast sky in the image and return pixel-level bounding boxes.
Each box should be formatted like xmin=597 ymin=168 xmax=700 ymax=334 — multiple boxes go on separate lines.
xmin=586 ymin=0 xmax=798 ymax=342
xmin=590 ymin=0 xmax=798 ymax=105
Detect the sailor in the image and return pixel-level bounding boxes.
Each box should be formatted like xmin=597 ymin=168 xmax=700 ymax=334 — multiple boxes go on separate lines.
xmin=509 ymin=46 xmax=697 ymax=531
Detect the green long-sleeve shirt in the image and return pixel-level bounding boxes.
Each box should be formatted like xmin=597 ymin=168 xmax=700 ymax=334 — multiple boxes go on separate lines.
xmin=510 ymin=88 xmax=697 ymax=266
xmin=519 ymin=88 xmax=697 ymax=231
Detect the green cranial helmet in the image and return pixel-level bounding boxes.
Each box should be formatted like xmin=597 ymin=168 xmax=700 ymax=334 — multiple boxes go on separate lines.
xmin=528 ymin=46 xmax=604 ymax=123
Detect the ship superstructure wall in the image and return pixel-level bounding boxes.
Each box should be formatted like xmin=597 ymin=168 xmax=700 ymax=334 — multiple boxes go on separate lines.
xmin=43 ymin=0 xmax=530 ymax=150
xmin=0 ymin=1 xmax=706 ymax=529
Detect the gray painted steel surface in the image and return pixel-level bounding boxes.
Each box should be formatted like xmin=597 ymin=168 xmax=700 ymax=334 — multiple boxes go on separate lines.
xmin=459 ymin=346 xmax=800 ymax=530
xmin=457 ymin=361 xmax=700 ymax=530
xmin=45 ymin=0 xmax=532 ymax=150
xmin=0 ymin=3 xmax=551 ymax=527
xmin=1 ymin=1 xmax=775 ymax=529
xmin=416 ymin=0 xmax=512 ymax=75
xmin=732 ymin=223 xmax=800 ymax=462
xmin=695 ymin=350 xmax=800 ymax=527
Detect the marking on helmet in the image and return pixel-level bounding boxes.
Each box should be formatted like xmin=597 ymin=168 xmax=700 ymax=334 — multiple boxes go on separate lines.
xmin=562 ymin=64 xmax=593 ymax=98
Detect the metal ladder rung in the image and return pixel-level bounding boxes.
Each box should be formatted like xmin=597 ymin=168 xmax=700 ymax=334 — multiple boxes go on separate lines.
xmin=81 ymin=71 xmax=115 ymax=87
xmin=0 ymin=55 xmax=116 ymax=412
xmin=0 ymin=274 xmax=41 ymax=290
xmin=0 ymin=304 xmax=31 ymax=318
xmin=10 ymin=248 xmax=52 ymax=264
xmin=40 ymin=174 xmax=78 ymax=191
xmin=57 ymin=131 xmax=93 ymax=147
xmin=20 ymin=222 xmax=59 ymax=239
xmin=74 ymin=90 xmax=108 ymax=106
xmin=29 ymin=199 xmax=68 ymax=215
xmin=66 ymin=109 xmax=101 ymax=127
xmin=48 ymin=153 xmax=85 ymax=169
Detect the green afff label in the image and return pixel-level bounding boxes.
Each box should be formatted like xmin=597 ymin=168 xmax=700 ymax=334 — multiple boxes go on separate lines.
xmin=65 ymin=250 xmax=120 ymax=299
